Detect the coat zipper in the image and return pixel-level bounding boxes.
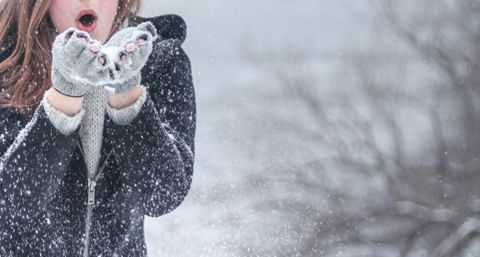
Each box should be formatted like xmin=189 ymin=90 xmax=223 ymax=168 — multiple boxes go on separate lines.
xmin=77 ymin=139 xmax=115 ymax=257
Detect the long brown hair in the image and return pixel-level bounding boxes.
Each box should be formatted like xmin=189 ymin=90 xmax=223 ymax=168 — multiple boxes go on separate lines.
xmin=0 ymin=0 xmax=142 ymax=118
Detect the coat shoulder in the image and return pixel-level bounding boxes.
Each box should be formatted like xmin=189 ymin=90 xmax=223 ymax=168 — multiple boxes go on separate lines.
xmin=130 ymin=14 xmax=187 ymax=44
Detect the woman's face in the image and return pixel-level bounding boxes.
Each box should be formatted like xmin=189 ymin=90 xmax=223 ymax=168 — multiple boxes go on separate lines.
xmin=48 ymin=0 xmax=119 ymax=43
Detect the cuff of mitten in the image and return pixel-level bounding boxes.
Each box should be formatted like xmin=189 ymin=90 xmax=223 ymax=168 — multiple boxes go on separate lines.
xmin=42 ymin=89 xmax=85 ymax=136
xmin=106 ymin=86 xmax=148 ymax=126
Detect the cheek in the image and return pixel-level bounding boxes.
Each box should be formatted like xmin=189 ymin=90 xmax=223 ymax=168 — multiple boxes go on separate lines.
xmin=48 ymin=1 xmax=72 ymax=32
xmin=94 ymin=0 xmax=119 ymax=43
xmin=102 ymin=0 xmax=119 ymax=24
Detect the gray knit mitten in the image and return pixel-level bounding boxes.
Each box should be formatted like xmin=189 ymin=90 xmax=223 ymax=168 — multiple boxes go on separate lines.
xmin=100 ymin=22 xmax=158 ymax=94
xmin=51 ymin=28 xmax=108 ymax=97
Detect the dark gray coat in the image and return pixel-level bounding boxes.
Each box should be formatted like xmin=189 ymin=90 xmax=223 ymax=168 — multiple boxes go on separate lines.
xmin=0 ymin=15 xmax=196 ymax=256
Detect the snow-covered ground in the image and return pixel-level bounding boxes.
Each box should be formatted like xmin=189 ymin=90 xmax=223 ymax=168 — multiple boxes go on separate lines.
xmin=139 ymin=1 xmax=373 ymax=256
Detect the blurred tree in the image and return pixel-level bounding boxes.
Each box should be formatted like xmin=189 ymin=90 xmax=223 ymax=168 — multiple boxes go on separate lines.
xmin=238 ymin=0 xmax=480 ymax=256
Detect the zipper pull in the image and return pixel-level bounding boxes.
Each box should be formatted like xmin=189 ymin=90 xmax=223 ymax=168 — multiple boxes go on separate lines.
xmin=88 ymin=179 xmax=96 ymax=206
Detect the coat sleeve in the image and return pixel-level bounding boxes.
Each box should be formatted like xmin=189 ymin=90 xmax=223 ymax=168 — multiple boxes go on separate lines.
xmin=0 ymin=98 xmax=80 ymax=220
xmin=106 ymin=38 xmax=196 ymax=217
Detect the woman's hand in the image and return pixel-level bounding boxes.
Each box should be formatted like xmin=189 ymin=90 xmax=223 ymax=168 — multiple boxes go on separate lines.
xmin=51 ymin=28 xmax=108 ymax=97
xmin=99 ymin=22 xmax=158 ymax=94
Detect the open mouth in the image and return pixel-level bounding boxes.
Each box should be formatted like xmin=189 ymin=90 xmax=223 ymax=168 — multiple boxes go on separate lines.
xmin=76 ymin=9 xmax=98 ymax=32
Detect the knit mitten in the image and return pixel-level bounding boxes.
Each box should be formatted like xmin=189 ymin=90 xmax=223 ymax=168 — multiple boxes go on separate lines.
xmin=51 ymin=28 xmax=109 ymax=97
xmin=99 ymin=22 xmax=158 ymax=94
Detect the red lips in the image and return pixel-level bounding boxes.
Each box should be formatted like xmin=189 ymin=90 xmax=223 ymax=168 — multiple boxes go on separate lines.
xmin=76 ymin=9 xmax=98 ymax=32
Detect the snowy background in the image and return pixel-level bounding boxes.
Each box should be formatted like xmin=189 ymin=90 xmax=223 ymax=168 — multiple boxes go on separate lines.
xmin=140 ymin=0 xmax=480 ymax=256
xmin=140 ymin=0 xmax=370 ymax=256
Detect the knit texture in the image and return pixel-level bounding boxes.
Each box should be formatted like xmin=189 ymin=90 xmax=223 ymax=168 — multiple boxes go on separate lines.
xmin=43 ymin=85 xmax=147 ymax=178
xmin=51 ymin=29 xmax=107 ymax=97
xmin=79 ymin=86 xmax=107 ymax=178
xmin=42 ymin=88 xmax=86 ymax=136
xmin=80 ymin=86 xmax=148 ymax=178
xmin=99 ymin=22 xmax=157 ymax=94
xmin=106 ymin=86 xmax=147 ymax=125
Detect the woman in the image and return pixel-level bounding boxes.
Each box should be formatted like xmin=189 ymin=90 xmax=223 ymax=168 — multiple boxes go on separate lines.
xmin=0 ymin=0 xmax=196 ymax=256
